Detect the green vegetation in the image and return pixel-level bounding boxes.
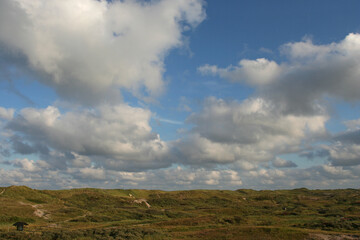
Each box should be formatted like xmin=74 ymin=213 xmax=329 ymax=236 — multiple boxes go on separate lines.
xmin=0 ymin=186 xmax=359 ymax=239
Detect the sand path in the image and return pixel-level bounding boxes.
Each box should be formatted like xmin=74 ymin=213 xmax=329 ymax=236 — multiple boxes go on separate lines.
xmin=133 ymin=199 xmax=151 ymax=208
xmin=18 ymin=201 xmax=50 ymax=219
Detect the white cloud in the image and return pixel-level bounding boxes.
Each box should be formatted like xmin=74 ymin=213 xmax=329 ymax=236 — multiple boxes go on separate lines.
xmin=320 ymin=164 xmax=353 ymax=179
xmin=6 ymin=104 xmax=170 ymax=171
xmin=12 ymin=158 xmax=40 ymax=172
xmin=199 ymin=33 xmax=360 ymax=115
xmin=272 ymin=157 xmax=297 ymax=168
xmin=0 ymin=107 xmax=14 ymax=120
xmin=344 ymin=119 xmax=360 ymax=130
xmin=1 ymin=2 xmax=360 ymax=190
xmin=198 ymin=64 xmax=219 ymax=76
xmin=115 ymin=171 xmax=148 ymax=182
xmin=77 ymin=167 xmax=107 ymax=180
xmin=270 ymin=33 xmax=360 ymax=114
xmin=175 ymin=97 xmax=328 ymax=165
xmin=175 ymin=133 xmax=240 ymax=165
xmin=192 ymin=33 xmax=360 ymax=186
xmin=161 ymin=167 xmax=242 ymax=188
xmin=199 ymin=58 xmax=282 ymax=85
xmin=331 ymin=143 xmax=360 ymax=162
xmin=311 ymin=120 xmax=360 ymax=167
xmin=2 ymin=158 xmax=360 ymax=190
xmin=0 ymin=0 xmax=205 ymax=104
xmin=325 ymin=142 xmax=360 ymax=166
xmin=281 ymin=37 xmax=335 ymax=60
xmin=299 ymin=120 xmax=360 ymax=168
xmin=70 ymin=152 xmax=92 ymax=168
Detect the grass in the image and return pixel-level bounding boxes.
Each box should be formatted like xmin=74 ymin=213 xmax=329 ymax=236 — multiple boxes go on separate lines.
xmin=0 ymin=186 xmax=359 ymax=239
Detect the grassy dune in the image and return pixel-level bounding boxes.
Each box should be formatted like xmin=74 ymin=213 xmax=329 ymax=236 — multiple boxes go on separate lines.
xmin=0 ymin=186 xmax=359 ymax=239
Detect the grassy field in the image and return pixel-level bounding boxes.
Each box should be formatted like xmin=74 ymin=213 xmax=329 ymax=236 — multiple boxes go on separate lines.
xmin=0 ymin=186 xmax=359 ymax=239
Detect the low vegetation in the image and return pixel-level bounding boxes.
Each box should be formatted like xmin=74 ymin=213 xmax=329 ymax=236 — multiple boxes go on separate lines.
xmin=0 ymin=186 xmax=359 ymax=239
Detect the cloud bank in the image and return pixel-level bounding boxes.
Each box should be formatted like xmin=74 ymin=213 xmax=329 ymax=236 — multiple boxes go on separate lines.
xmin=0 ymin=0 xmax=360 ymax=190
xmin=0 ymin=0 xmax=205 ymax=104
xmin=199 ymin=33 xmax=360 ymax=115
xmin=176 ymin=97 xmax=328 ymax=166
xmin=6 ymin=105 xmax=170 ymax=171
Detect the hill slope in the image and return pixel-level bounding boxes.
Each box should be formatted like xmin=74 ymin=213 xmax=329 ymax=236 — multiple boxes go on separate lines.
xmin=0 ymin=186 xmax=359 ymax=239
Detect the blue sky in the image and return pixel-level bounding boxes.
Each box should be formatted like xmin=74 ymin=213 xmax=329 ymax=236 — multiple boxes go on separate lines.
xmin=1 ymin=0 xmax=360 ymax=190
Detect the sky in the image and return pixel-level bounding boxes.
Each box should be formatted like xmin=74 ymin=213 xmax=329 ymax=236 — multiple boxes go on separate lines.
xmin=1 ymin=0 xmax=360 ymax=190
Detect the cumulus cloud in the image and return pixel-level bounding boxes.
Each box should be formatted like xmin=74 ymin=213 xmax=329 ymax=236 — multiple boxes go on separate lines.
xmin=299 ymin=118 xmax=360 ymax=167
xmin=161 ymin=167 xmax=243 ymax=187
xmin=198 ymin=58 xmax=282 ymax=86
xmin=272 ymin=157 xmax=297 ymax=168
xmin=175 ymin=97 xmax=328 ymax=166
xmin=2 ymin=160 xmax=359 ymax=190
xmin=235 ymin=164 xmax=359 ymax=189
xmin=10 ymin=158 xmax=50 ymax=172
xmin=0 ymin=160 xmax=245 ymax=189
xmin=6 ymin=104 xmax=171 ymax=171
xmin=1 ymin=1 xmax=359 ymax=190
xmin=76 ymin=167 xmax=107 ymax=181
xmin=344 ymin=119 xmax=360 ymax=131
xmin=0 ymin=107 xmax=14 ymax=120
xmin=199 ymin=33 xmax=360 ymax=115
xmin=326 ymin=137 xmax=360 ymax=167
xmin=193 ymin=33 xmax=360 ymax=185
xmin=319 ymin=164 xmax=353 ymax=179
xmin=335 ymin=129 xmax=360 ymax=145
xmin=0 ymin=0 xmax=205 ymax=104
